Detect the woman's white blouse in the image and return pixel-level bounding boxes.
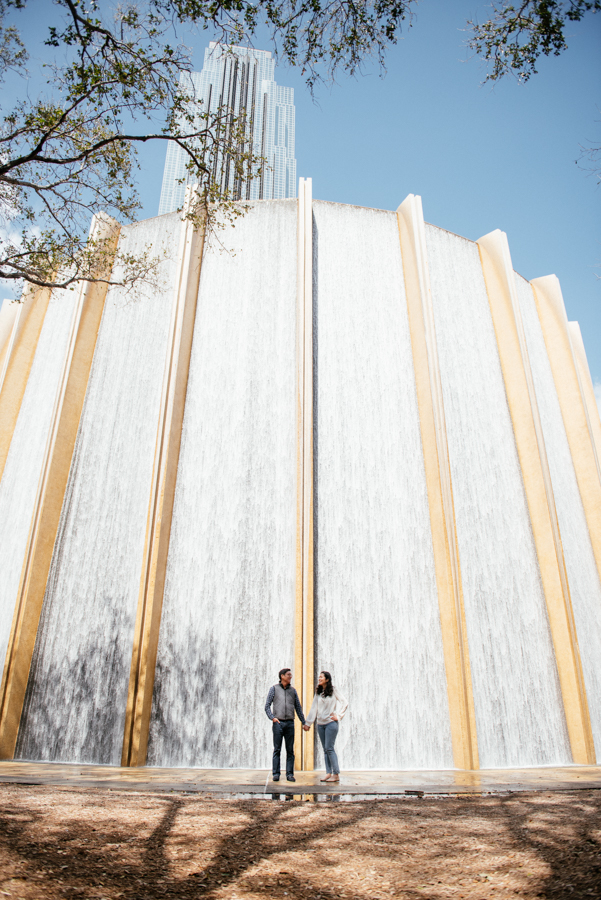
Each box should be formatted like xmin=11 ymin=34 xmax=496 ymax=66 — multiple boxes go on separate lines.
xmin=306 ymin=687 xmax=348 ymax=726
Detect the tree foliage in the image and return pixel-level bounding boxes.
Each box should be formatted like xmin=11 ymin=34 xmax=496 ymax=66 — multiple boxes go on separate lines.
xmin=468 ymin=0 xmax=600 ymax=83
xmin=0 ymin=0 xmax=415 ymax=292
xmin=468 ymin=2 xmax=600 ymax=187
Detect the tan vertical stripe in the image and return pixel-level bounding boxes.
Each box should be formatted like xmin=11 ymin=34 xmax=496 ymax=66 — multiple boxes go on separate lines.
xmin=477 ymin=231 xmax=595 ymax=765
xmin=530 ymin=277 xmax=601 ymax=590
xmin=122 ymin=203 xmax=205 ymax=767
xmin=397 ymin=195 xmax=478 ymax=771
xmin=0 ymin=286 xmax=52 ymax=484
xmin=568 ymin=321 xmax=601 ymax=466
xmin=0 ymin=301 xmax=19 ymax=374
xmin=294 ymin=178 xmax=315 ymax=771
xmin=302 ymin=179 xmax=314 ymax=771
xmin=0 ymin=214 xmax=120 ymax=758
xmin=294 ymin=181 xmax=305 ymax=770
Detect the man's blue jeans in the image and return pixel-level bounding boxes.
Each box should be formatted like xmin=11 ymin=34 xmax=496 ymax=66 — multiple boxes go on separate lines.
xmin=272 ymin=720 xmax=295 ymax=777
xmin=317 ymin=720 xmax=340 ymax=774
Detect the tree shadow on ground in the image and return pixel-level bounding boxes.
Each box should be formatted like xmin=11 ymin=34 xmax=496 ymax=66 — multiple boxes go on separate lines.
xmin=1 ymin=790 xmax=601 ymax=900
xmin=0 ymin=791 xmax=375 ymax=900
xmin=499 ymin=792 xmax=601 ymax=898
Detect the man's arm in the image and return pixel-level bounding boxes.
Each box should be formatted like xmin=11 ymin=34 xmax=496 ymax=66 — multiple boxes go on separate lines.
xmin=265 ymin=685 xmax=276 ymax=721
xmin=294 ymin=689 xmax=306 ymax=725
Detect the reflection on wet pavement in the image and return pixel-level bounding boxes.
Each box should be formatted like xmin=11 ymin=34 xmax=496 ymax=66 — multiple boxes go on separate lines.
xmin=1 ymin=760 xmax=600 ymax=797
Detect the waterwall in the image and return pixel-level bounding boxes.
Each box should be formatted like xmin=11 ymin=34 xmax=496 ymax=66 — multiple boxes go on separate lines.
xmin=425 ymin=226 xmax=570 ymax=767
xmin=0 ymin=187 xmax=599 ymax=770
xmin=312 ymin=202 xmax=453 ymax=770
xmin=17 ymin=215 xmax=181 ymax=764
xmin=147 ymin=200 xmax=297 ymax=768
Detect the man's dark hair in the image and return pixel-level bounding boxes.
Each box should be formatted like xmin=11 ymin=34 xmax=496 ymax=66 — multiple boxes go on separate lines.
xmin=278 ymin=668 xmax=291 ymax=683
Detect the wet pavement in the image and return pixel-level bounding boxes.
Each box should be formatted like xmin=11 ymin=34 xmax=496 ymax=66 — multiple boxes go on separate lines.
xmin=0 ymin=760 xmax=600 ymax=797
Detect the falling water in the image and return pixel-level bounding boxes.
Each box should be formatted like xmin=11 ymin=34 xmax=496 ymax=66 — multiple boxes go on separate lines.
xmin=312 ymin=201 xmax=453 ymax=771
xmin=516 ymin=274 xmax=601 ymax=758
xmin=425 ymin=224 xmax=571 ymax=767
xmin=16 ymin=213 xmax=181 ymax=764
xmin=8 ymin=199 xmax=597 ymax=772
xmin=147 ymin=200 xmax=297 ymax=768
xmin=0 ymin=288 xmax=78 ymax=673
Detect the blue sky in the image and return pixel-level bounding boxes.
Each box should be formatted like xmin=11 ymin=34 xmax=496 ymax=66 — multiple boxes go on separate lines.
xmin=4 ymin=1 xmax=600 ymax=393
xmin=295 ymin=0 xmax=601 ymax=386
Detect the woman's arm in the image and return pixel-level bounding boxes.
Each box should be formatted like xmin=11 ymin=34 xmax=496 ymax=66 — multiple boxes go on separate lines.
xmin=305 ymin=695 xmax=318 ymax=725
xmin=334 ymin=687 xmax=349 ymax=720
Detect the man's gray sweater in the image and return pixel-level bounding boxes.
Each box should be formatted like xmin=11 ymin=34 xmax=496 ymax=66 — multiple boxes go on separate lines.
xmin=265 ymin=683 xmax=306 ymax=723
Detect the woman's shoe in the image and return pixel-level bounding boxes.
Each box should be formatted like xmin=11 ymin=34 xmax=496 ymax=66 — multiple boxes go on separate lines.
xmin=327 ymin=775 xmax=340 ymax=783
xmin=320 ymin=775 xmax=331 ymax=782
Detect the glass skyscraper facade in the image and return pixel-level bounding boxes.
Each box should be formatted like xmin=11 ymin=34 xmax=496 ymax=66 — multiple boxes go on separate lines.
xmin=158 ymin=43 xmax=296 ymax=214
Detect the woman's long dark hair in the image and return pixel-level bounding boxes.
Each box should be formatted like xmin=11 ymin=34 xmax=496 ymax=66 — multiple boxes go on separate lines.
xmin=316 ymin=671 xmax=334 ymax=698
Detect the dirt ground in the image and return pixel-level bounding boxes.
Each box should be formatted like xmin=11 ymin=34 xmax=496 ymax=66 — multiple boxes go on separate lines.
xmin=0 ymin=785 xmax=600 ymax=900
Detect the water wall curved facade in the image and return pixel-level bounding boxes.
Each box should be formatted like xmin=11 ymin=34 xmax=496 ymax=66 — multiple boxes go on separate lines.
xmin=0 ymin=186 xmax=599 ymax=771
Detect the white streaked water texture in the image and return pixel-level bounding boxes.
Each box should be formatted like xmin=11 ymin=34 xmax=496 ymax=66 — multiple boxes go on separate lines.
xmin=16 ymin=214 xmax=181 ymax=764
xmin=425 ymin=224 xmax=571 ymax=767
xmin=147 ymin=200 xmax=297 ymax=768
xmin=516 ymin=274 xmax=601 ymax=759
xmin=313 ymin=201 xmax=453 ymax=770
xmin=0 ymin=289 xmax=78 ymax=673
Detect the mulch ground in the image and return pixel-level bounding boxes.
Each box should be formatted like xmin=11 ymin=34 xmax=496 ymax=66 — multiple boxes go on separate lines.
xmin=0 ymin=784 xmax=600 ymax=899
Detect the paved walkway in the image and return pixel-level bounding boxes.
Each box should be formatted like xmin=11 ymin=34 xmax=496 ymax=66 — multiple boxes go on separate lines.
xmin=0 ymin=760 xmax=600 ymax=796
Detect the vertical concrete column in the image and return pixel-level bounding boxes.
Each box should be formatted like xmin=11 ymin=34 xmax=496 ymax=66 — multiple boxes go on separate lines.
xmin=568 ymin=321 xmax=601 ymax=465
xmin=122 ymin=199 xmax=206 ymax=767
xmin=294 ymin=178 xmax=314 ymax=770
xmin=0 ymin=213 xmax=120 ymax=758
xmin=397 ymin=194 xmax=478 ymax=771
xmin=530 ymin=276 xmax=601 ymax=582
xmin=478 ymin=231 xmax=595 ymax=765
xmin=0 ymin=285 xmax=52 ymax=483
xmin=0 ymin=301 xmax=19 ymax=371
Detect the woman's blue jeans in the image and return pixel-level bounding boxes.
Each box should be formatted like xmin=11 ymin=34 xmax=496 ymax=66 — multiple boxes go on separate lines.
xmin=317 ymin=720 xmax=340 ymax=774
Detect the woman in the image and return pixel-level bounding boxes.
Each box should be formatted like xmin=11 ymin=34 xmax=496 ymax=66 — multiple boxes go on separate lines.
xmin=303 ymin=671 xmax=348 ymax=783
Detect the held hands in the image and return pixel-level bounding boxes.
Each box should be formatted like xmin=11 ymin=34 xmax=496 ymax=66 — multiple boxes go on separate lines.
xmin=303 ymin=724 xmax=311 ymax=731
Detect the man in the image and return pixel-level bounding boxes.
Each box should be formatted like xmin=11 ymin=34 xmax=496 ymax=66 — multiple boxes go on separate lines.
xmin=265 ymin=668 xmax=306 ymax=782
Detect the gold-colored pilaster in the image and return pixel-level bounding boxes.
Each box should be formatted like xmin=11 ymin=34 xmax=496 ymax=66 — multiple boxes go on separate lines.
xmin=477 ymin=231 xmax=595 ymax=764
xmin=0 ymin=301 xmax=19 ymax=372
xmin=0 ymin=286 xmax=52 ymax=484
xmin=397 ymin=195 xmax=478 ymax=771
xmin=0 ymin=214 xmax=120 ymax=759
xmin=295 ymin=178 xmax=314 ymax=771
xmin=530 ymin=276 xmax=601 ymax=584
xmin=122 ymin=201 xmax=205 ymax=767
xmin=568 ymin=321 xmax=601 ymax=466
xmin=294 ymin=184 xmax=303 ymax=770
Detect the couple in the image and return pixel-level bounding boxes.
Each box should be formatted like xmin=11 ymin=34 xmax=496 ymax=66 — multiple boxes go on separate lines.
xmin=265 ymin=667 xmax=348 ymax=783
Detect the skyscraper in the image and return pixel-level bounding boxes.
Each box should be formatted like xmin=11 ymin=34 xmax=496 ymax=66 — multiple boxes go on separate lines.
xmin=158 ymin=43 xmax=296 ymax=214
